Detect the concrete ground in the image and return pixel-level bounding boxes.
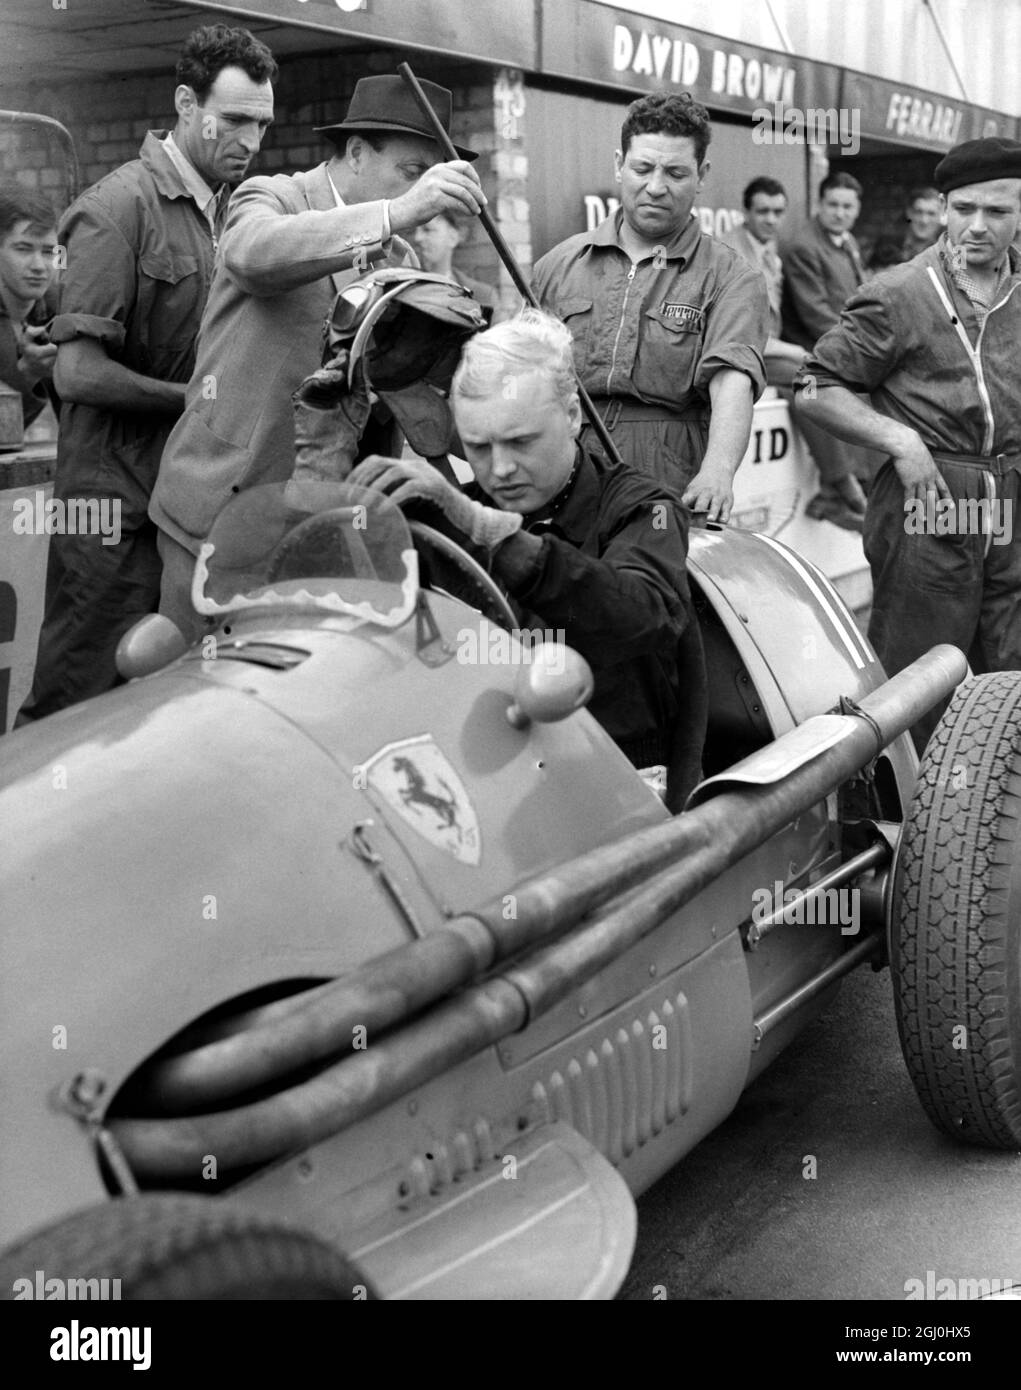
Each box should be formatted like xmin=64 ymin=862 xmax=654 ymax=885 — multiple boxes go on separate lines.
xmin=622 ymin=962 xmax=1021 ymax=1302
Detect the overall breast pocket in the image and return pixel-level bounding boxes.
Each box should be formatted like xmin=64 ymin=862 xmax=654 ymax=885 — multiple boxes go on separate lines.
xmin=136 ymin=249 xmax=202 ymax=374
xmin=641 ymin=305 xmax=703 ymax=398
xmin=553 ymin=295 xmax=594 ymax=356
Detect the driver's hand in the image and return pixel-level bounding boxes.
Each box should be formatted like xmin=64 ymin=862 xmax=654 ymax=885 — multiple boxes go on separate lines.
xmin=349 ymin=454 xmax=455 ymax=510
xmin=350 ymin=455 xmax=522 ymax=552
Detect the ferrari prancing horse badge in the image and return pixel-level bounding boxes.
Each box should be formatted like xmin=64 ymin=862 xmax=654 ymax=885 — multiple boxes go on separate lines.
xmin=362 ymin=736 xmax=481 ymax=866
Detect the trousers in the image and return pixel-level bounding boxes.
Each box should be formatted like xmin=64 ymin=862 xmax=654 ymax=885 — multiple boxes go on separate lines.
xmin=864 ymin=456 xmax=1021 ymax=751
xmin=17 ymin=517 xmax=162 ymax=723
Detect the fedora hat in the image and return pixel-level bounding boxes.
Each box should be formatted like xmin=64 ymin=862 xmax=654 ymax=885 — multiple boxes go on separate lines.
xmin=315 ymin=75 xmax=477 ymax=161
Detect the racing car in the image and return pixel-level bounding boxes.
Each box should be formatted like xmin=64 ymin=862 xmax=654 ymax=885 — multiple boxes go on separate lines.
xmin=2 ymin=278 xmax=1020 ymax=1302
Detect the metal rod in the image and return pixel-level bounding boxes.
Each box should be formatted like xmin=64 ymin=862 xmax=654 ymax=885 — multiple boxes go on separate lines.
xmin=746 ymin=840 xmax=889 ymax=945
xmin=395 ymin=62 xmax=625 ymax=468
xmin=752 ymin=932 xmax=883 ymax=1044
xmin=921 ymin=0 xmax=970 ymax=101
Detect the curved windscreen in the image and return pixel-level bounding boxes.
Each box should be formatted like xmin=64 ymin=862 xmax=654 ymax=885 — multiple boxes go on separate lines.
xmin=191 ymin=481 xmax=418 ymax=628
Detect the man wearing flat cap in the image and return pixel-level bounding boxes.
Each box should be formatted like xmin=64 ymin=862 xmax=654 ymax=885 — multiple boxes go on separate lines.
xmin=796 ymin=136 xmax=1021 ymax=750
xmin=150 ymin=74 xmax=486 ymax=641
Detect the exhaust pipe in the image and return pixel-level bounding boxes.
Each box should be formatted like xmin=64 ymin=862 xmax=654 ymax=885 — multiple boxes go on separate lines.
xmin=111 ymin=647 xmax=966 ymax=1176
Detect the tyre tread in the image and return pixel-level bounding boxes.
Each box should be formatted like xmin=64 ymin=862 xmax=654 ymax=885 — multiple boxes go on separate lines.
xmin=892 ymin=673 xmax=1021 ymax=1149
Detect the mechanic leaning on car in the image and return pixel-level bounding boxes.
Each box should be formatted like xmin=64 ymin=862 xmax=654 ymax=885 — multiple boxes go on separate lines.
xmin=532 ymin=91 xmax=769 ymax=524
xmin=149 ymin=74 xmax=487 ymax=644
xmin=349 ymin=308 xmax=704 ymax=811
xmin=796 ymin=136 xmax=1021 ymax=752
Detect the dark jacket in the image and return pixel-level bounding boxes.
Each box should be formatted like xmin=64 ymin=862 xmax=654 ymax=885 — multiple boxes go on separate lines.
xmin=0 ymin=291 xmax=58 ymax=430
xmin=803 ymin=237 xmax=1021 ymax=459
xmin=781 ymin=217 xmax=865 ymax=350
xmin=49 ymin=132 xmax=220 ymax=525
xmin=477 ymin=445 xmax=695 ymax=769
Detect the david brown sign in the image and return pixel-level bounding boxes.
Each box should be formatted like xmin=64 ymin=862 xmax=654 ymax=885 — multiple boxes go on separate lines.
xmin=541 ymin=2 xmax=841 ymax=118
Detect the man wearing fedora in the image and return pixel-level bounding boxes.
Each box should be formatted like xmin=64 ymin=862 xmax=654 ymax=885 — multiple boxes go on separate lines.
xmin=150 ymin=74 xmax=486 ymax=641
xmin=796 ymin=136 xmax=1021 ymax=750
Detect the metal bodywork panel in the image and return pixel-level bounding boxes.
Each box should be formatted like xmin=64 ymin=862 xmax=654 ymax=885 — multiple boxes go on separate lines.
xmin=246 ymin=1122 xmax=636 ymax=1300
xmin=687 ymin=526 xmax=917 ymax=814
xmin=232 ymin=926 xmax=753 ymax=1292
xmin=0 ymin=526 xmax=952 ymax=1297
xmin=0 ymin=591 xmax=665 ymax=1250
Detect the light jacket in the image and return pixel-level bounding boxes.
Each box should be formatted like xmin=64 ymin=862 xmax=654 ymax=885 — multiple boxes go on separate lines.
xmin=150 ymin=162 xmax=414 ymax=551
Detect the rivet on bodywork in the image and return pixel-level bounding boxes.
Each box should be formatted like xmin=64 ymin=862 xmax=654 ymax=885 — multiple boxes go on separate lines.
xmin=69 ymin=1070 xmax=106 ymax=1108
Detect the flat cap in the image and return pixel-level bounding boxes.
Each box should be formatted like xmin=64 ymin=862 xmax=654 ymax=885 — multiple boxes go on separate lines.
xmin=935 ymin=136 xmax=1021 ymax=193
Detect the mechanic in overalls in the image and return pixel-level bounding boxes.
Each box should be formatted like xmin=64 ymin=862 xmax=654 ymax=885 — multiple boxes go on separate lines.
xmin=796 ymin=137 xmax=1021 ymax=750
xmin=532 ymin=92 xmax=769 ymax=524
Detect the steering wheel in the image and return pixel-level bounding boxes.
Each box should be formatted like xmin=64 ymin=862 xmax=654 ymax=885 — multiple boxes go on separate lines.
xmin=409 ymin=520 xmax=518 ymax=631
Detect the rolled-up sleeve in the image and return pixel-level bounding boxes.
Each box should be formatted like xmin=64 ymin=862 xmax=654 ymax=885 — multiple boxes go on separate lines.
xmin=509 ymin=493 xmax=689 ymax=665
xmin=798 ymin=284 xmax=903 ymax=394
xmin=694 ymin=261 xmax=769 ymax=399
xmin=49 ymin=200 xmax=133 ymax=352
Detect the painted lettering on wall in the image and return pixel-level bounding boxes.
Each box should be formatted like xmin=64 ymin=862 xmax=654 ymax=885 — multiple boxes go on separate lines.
xmin=611 ymin=22 xmax=796 ymax=108
xmin=885 ymin=93 xmax=963 ymax=145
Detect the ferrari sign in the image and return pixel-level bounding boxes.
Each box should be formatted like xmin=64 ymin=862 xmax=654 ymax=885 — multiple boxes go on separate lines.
xmin=363 ymin=736 xmax=481 ymax=865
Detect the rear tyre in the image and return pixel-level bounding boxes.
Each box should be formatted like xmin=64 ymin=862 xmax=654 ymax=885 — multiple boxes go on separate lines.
xmin=891 ymin=672 xmax=1021 ymax=1149
xmin=0 ymin=1195 xmax=375 ymax=1299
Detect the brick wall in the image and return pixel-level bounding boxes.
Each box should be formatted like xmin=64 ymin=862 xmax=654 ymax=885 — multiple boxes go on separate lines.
xmin=830 ymin=151 xmax=942 ymax=264
xmin=0 ymin=46 xmax=528 ymax=310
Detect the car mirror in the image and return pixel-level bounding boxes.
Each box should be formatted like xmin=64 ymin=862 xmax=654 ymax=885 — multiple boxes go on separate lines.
xmin=506 ymin=643 xmax=593 ymax=729
xmin=115 ymin=613 xmax=188 ymax=680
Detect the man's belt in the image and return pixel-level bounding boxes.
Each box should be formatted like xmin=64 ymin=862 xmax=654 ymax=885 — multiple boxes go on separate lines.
xmin=586 ymin=396 xmax=708 ymax=430
xmin=929 ymin=449 xmax=1021 ymax=478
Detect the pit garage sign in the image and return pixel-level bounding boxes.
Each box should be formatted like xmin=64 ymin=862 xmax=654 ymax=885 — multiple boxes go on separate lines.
xmin=363 ymin=735 xmax=481 ymax=866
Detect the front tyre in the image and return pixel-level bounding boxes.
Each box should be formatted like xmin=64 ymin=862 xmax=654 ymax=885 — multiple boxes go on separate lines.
xmin=891 ymin=672 xmax=1021 ymax=1149
xmin=0 ymin=1195 xmax=375 ymax=1299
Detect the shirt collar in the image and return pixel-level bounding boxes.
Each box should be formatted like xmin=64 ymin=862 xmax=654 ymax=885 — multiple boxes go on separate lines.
xmin=740 ymin=227 xmax=778 ymax=263
xmin=585 ymin=208 xmax=703 ymax=265
xmin=939 ymin=231 xmax=1017 ymax=309
xmin=522 ymin=445 xmax=601 ymax=538
xmin=161 ymin=132 xmax=220 ymax=218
